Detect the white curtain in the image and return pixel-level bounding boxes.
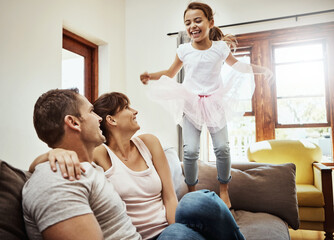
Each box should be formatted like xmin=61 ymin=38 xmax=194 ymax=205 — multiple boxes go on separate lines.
xmin=176 ymin=31 xmax=190 ymax=160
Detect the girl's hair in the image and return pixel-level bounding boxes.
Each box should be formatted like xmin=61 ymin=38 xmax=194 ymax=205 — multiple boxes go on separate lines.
xmin=93 ymin=92 xmax=130 ymax=137
xmin=184 ymin=2 xmax=237 ymax=48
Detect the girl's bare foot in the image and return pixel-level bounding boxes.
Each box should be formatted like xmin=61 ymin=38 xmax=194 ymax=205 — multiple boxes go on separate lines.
xmin=220 ymin=183 xmax=232 ymax=209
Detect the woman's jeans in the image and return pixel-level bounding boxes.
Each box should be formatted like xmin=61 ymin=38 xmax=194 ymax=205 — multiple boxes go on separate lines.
xmin=157 ymin=190 xmax=245 ymax=240
xmin=182 ymin=117 xmax=231 ymax=186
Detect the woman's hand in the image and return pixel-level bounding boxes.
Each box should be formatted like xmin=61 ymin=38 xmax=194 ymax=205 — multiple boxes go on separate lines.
xmin=140 ymin=72 xmax=151 ymax=85
xmin=49 ymin=148 xmax=84 ymax=181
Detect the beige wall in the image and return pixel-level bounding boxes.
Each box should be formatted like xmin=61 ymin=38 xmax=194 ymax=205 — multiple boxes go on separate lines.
xmin=0 ymin=0 xmax=125 ymax=169
xmin=125 ymin=0 xmax=334 ymax=151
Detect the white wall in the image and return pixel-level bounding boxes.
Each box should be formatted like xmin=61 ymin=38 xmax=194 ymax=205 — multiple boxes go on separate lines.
xmin=1 ymin=0 xmax=334 ymax=170
xmin=125 ymin=0 xmax=334 ymax=150
xmin=0 ymin=0 xmax=126 ymax=169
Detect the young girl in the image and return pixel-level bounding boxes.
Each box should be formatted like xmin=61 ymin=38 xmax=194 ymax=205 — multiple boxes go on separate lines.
xmin=140 ymin=2 xmax=272 ymax=208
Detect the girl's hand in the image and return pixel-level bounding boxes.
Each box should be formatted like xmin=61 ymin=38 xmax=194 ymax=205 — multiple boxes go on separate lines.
xmin=140 ymin=72 xmax=151 ymax=85
xmin=49 ymin=148 xmax=84 ymax=181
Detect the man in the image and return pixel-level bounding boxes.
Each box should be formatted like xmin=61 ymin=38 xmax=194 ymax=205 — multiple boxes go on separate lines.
xmin=22 ymin=88 xmax=141 ymax=240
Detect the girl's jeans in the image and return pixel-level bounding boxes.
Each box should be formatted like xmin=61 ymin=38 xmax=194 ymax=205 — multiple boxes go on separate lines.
xmin=182 ymin=116 xmax=231 ymax=186
xmin=157 ymin=190 xmax=245 ymax=240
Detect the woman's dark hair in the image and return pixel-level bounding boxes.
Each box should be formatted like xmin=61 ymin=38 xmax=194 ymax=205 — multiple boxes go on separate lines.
xmin=93 ymin=92 xmax=129 ymax=137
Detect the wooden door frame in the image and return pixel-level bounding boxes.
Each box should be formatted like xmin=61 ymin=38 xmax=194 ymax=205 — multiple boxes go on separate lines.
xmin=62 ymin=29 xmax=98 ymax=102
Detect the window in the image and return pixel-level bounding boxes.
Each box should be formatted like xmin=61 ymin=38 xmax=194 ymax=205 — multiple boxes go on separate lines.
xmin=235 ymin=22 xmax=334 ymax=162
xmin=273 ymin=42 xmax=329 ymax=126
xmin=272 ymin=41 xmax=332 ymax=160
xmin=62 ymin=29 xmax=99 ymax=103
xmin=62 ymin=50 xmax=85 ymax=94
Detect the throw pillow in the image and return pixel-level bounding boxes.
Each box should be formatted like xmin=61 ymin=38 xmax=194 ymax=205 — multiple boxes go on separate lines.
xmin=197 ymin=161 xmax=299 ymax=229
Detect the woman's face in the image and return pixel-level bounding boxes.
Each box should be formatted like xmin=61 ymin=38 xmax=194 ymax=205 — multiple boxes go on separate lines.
xmin=113 ymin=104 xmax=140 ymax=132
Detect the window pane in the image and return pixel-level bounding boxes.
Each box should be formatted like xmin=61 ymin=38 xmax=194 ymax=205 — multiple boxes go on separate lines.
xmin=62 ymin=49 xmax=84 ymax=94
xmin=275 ymin=61 xmax=325 ymax=97
xmin=228 ymin=116 xmax=255 ymax=162
xmin=277 ymin=96 xmax=327 ymax=124
xmin=274 ymin=44 xmax=323 ymax=63
xmin=201 ymin=116 xmax=255 ymax=163
xmin=221 ymin=55 xmax=253 ymax=113
xmin=274 ymin=42 xmax=328 ymax=125
xmin=276 ymin=127 xmax=332 ymax=161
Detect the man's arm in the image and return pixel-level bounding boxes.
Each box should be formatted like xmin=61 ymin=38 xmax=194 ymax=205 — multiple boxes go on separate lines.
xmin=42 ymin=213 xmax=104 ymax=240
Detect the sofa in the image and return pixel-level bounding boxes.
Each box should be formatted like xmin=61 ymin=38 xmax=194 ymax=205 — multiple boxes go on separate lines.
xmin=0 ymin=149 xmax=299 ymax=240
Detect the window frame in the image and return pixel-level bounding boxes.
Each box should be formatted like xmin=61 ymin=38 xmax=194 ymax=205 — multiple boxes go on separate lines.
xmin=272 ymin=40 xmax=331 ymax=129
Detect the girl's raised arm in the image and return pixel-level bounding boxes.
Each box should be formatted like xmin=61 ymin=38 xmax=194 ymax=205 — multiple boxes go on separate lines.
xmin=140 ymin=54 xmax=183 ymax=84
xmin=225 ymin=53 xmax=273 ymax=83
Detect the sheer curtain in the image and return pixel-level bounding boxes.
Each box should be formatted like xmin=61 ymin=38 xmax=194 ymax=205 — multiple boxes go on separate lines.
xmin=176 ymin=31 xmax=190 ymax=84
xmin=176 ymin=31 xmax=190 ymax=160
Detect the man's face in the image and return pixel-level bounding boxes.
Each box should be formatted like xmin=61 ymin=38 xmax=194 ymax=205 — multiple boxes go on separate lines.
xmin=77 ymin=95 xmax=106 ymax=147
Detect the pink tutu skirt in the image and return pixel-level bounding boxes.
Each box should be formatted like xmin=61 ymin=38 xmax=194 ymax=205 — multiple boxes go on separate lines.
xmin=147 ymin=66 xmax=255 ymax=133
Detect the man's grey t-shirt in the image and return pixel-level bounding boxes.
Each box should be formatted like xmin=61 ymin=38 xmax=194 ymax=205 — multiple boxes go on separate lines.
xmin=22 ymin=162 xmax=141 ymax=240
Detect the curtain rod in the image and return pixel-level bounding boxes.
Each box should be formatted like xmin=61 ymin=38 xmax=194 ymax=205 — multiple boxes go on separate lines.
xmin=167 ymin=9 xmax=334 ymax=36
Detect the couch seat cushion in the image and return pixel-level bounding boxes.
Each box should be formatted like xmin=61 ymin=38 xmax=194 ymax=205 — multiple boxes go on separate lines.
xmin=232 ymin=210 xmax=290 ymax=240
xmin=296 ymin=184 xmax=324 ymax=207
xmin=299 ymin=207 xmax=325 ymax=222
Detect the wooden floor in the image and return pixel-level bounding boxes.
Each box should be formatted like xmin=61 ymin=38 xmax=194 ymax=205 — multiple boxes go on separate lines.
xmin=289 ymin=229 xmax=326 ymax=240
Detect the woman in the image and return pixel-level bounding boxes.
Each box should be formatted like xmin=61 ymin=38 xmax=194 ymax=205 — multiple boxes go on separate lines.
xmin=30 ymin=92 xmax=245 ymax=240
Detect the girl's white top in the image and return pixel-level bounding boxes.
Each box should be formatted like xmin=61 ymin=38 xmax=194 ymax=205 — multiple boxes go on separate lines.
xmin=103 ymin=137 xmax=168 ymax=240
xmin=177 ymin=41 xmax=230 ymax=95
xmin=147 ymin=40 xmax=255 ymax=132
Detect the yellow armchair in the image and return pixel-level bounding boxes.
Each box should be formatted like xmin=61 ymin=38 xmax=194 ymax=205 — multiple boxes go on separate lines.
xmin=247 ymin=139 xmax=334 ymax=240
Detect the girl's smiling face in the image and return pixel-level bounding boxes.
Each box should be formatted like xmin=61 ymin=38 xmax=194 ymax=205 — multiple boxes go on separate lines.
xmin=184 ymin=9 xmax=214 ymax=43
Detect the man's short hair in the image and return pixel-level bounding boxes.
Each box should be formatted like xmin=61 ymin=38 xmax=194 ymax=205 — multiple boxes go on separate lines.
xmin=33 ymin=88 xmax=81 ymax=147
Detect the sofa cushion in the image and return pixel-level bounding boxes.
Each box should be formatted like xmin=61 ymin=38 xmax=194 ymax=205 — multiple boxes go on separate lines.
xmin=297 ymin=184 xmax=324 ymax=207
xmin=232 ymin=210 xmax=290 ymax=240
xmin=299 ymin=207 xmax=325 ymax=222
xmin=164 ymin=147 xmax=188 ymax=198
xmin=0 ymin=160 xmax=30 ymax=240
xmin=196 ymin=161 xmax=299 ymax=230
